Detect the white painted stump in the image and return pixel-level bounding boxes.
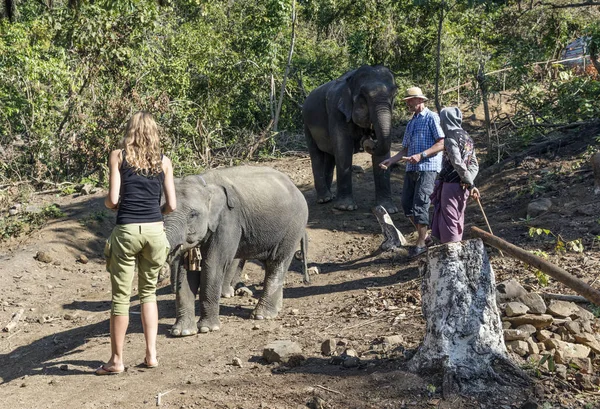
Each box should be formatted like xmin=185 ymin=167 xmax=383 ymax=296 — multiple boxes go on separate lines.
xmin=409 ymin=239 xmax=529 ymax=397
xmin=373 ymin=205 xmax=406 ymax=250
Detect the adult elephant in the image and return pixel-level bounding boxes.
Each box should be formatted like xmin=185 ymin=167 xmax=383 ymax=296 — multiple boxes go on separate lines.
xmin=163 ymin=166 xmax=309 ymax=336
xmin=302 ymin=65 xmax=398 ymax=213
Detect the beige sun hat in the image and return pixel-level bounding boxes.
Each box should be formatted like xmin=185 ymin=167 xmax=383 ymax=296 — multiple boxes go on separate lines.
xmin=403 ymin=86 xmax=428 ymax=101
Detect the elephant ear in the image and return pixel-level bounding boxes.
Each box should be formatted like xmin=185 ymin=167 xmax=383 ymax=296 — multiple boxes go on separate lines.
xmin=221 ymin=184 xmax=240 ymax=210
xmin=201 ymin=184 xmax=226 ymax=233
xmin=203 ymin=179 xmax=241 ymax=232
xmin=336 ymin=79 xmax=353 ymax=123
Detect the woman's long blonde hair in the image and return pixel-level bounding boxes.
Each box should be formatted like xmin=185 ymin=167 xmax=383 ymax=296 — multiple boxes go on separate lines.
xmin=121 ymin=111 xmax=163 ymax=175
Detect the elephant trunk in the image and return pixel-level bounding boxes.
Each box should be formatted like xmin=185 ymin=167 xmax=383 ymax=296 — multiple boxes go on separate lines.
xmin=164 ymin=213 xmax=186 ymax=254
xmin=371 ymin=102 xmax=392 ymax=157
xmin=163 ymin=213 xmax=186 ymax=293
xmin=169 ymin=253 xmax=183 ymax=294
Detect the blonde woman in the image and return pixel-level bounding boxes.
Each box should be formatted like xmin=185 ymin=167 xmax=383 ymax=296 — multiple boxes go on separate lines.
xmin=96 ymin=112 xmax=176 ymax=375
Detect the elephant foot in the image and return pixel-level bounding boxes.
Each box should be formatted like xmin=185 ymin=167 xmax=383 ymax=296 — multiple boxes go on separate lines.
xmin=170 ymin=316 xmax=198 ymax=337
xmin=251 ymin=301 xmax=280 ymax=320
xmin=221 ymin=285 xmax=235 ymax=298
xmin=377 ymin=200 xmax=399 ymax=214
xmin=334 ymin=198 xmax=358 ymax=211
xmin=198 ymin=317 xmax=220 ymax=334
xmin=317 ymin=194 xmax=334 ymax=204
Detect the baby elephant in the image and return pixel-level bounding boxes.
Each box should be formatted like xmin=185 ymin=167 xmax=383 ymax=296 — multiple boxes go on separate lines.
xmin=163 ymin=166 xmax=309 ymax=336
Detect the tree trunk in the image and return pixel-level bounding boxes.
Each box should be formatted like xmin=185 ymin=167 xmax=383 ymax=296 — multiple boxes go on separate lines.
xmin=273 ymin=0 xmax=296 ymax=132
xmin=476 ymin=63 xmax=493 ymax=159
xmin=408 ymin=239 xmax=529 ymax=397
xmin=434 ymin=6 xmax=444 ymax=113
xmin=5 ymin=0 xmax=15 ymax=22
xmin=589 ymin=39 xmax=600 ymax=75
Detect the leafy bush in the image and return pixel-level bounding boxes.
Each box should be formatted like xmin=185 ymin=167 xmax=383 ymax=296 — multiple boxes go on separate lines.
xmin=0 ymin=204 xmax=66 ymax=240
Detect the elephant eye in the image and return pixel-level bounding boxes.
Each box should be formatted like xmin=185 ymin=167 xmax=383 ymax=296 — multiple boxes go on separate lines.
xmin=189 ymin=210 xmax=199 ymax=219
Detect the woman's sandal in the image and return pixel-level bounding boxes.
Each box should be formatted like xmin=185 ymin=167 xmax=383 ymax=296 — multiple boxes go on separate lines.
xmin=95 ymin=365 xmax=124 ymax=376
xmin=143 ymin=358 xmax=159 ymax=368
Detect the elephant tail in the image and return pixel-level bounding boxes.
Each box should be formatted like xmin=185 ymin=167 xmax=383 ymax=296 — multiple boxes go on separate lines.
xmin=301 ymin=231 xmax=310 ymax=284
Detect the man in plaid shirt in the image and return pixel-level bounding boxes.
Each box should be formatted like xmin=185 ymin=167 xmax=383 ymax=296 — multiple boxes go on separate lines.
xmin=380 ymin=87 xmax=444 ymax=258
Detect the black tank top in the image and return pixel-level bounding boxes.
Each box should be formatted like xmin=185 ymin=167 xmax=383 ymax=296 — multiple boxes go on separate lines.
xmin=116 ymin=151 xmax=165 ymax=225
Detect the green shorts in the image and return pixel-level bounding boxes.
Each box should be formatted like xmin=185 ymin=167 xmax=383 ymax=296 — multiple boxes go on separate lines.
xmin=104 ymin=223 xmax=170 ymax=316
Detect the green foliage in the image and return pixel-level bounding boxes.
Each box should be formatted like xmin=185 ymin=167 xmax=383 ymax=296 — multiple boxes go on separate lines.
xmin=527 ymin=226 xmax=585 ymax=287
xmin=79 ymin=210 xmax=110 ymax=227
xmin=528 ymin=226 xmax=584 ymax=254
xmin=590 ymin=304 xmax=600 ymax=318
xmin=528 ymin=249 xmax=550 ymax=286
xmin=426 ymin=383 xmax=436 ymax=395
xmin=0 ymin=204 xmax=66 ymax=241
xmin=0 ymin=0 xmax=598 ymax=185
xmin=525 ymin=353 xmax=554 ymax=378
xmin=60 ymin=185 xmax=77 ymax=196
xmin=529 ymin=227 xmax=551 ymax=237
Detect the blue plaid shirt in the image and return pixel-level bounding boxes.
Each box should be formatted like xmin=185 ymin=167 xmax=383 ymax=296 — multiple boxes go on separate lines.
xmin=401 ymin=108 xmax=445 ymax=172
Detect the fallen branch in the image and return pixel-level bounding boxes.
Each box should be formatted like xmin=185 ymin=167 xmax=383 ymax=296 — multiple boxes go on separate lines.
xmin=3 ymin=309 xmax=25 ymax=332
xmin=156 ymin=389 xmax=174 ymax=406
xmin=0 ymin=181 xmax=30 ymax=191
xmin=471 ymin=227 xmax=600 ymax=305
xmin=540 ymin=292 xmax=590 ymax=304
xmin=527 ymin=120 xmax=599 ymax=129
xmin=315 ymin=385 xmax=342 ymax=395
xmin=7 ymin=329 xmax=21 ymax=339
xmin=34 ymin=188 xmax=63 ymax=195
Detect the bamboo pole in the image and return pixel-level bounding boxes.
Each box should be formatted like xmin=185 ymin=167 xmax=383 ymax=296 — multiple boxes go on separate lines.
xmin=471 ymin=226 xmax=600 ymax=306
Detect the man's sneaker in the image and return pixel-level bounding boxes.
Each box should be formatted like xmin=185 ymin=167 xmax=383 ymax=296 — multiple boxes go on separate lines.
xmin=408 ymin=245 xmax=427 ymax=259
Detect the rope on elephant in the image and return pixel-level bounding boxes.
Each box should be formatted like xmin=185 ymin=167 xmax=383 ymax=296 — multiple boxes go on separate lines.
xmin=186 ymin=247 xmax=201 ymax=271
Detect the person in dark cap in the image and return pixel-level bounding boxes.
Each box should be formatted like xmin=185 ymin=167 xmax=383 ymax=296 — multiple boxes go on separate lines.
xmin=430 ymin=107 xmax=480 ymax=244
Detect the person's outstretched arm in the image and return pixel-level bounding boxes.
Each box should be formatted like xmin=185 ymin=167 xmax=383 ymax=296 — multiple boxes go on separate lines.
xmin=161 ymin=156 xmax=177 ymax=215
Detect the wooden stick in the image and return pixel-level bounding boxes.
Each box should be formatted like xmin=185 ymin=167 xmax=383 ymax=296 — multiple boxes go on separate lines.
xmin=474 ymin=198 xmax=504 ymax=257
xmin=315 ymin=385 xmax=342 ymax=395
xmin=156 ymin=389 xmax=174 ymax=406
xmin=6 ymin=329 xmax=21 ymax=339
xmin=471 ymin=226 xmax=600 ymax=306
xmin=475 ymin=198 xmax=493 ymax=235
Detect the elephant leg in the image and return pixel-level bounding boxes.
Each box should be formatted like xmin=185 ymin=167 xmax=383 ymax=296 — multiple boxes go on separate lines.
xmin=305 ymin=125 xmax=334 ymax=203
xmin=221 ymin=259 xmax=245 ymax=298
xmin=197 ymin=256 xmax=227 ymax=333
xmin=323 ymin=152 xmax=335 ymax=194
xmin=251 ymin=256 xmax=292 ymax=320
xmin=333 ymin=144 xmax=357 ymax=211
xmin=171 ymin=260 xmax=200 ymax=337
xmin=372 ymin=153 xmax=398 ymax=214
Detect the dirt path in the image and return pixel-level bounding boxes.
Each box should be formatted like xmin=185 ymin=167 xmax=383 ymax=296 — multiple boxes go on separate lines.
xmin=1 ymin=138 xmax=599 ymax=409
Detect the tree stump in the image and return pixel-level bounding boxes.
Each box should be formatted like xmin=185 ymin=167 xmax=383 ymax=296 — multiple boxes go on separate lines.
xmin=409 ymin=239 xmax=529 ymax=397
